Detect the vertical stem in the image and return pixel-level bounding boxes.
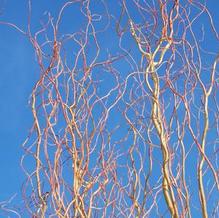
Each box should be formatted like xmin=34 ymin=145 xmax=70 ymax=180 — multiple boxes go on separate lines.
xmin=150 ymin=63 xmax=179 ymax=218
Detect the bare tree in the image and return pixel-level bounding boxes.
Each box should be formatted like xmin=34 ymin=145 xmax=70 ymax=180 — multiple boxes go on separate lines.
xmin=1 ymin=0 xmax=219 ymax=217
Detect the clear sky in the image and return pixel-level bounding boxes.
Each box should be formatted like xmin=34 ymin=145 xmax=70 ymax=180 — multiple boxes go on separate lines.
xmin=0 ymin=1 xmax=219 ymax=217
xmin=0 ymin=0 xmax=34 ymax=200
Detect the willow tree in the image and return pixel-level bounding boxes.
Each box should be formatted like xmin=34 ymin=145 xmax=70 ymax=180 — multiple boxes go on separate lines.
xmin=1 ymin=0 xmax=219 ymax=217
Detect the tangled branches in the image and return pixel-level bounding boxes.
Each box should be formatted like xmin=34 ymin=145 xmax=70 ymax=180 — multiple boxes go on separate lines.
xmin=1 ymin=0 xmax=218 ymax=217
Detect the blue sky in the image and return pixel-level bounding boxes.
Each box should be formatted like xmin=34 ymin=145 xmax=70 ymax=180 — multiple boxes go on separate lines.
xmin=0 ymin=2 xmax=34 ymax=200
xmin=0 ymin=1 xmax=219 ymax=217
